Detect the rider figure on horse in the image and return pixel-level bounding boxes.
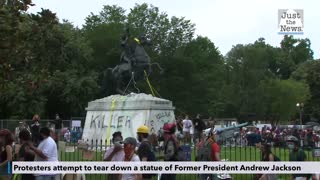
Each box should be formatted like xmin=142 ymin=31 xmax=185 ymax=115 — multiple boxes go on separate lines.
xmin=106 ymin=28 xmax=161 ymax=95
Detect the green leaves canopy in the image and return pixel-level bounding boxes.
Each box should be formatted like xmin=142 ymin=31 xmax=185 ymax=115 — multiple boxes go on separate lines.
xmin=0 ymin=2 xmax=316 ymax=125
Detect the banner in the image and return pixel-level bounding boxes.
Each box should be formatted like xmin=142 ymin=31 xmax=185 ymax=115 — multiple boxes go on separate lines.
xmin=12 ymin=161 xmax=320 ymax=174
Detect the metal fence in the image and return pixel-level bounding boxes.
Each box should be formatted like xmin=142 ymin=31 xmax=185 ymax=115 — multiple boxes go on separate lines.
xmin=55 ymin=137 xmax=320 ymax=180
xmin=0 ymin=119 xmax=81 ymax=133
xmin=2 ymin=118 xmax=320 ymax=180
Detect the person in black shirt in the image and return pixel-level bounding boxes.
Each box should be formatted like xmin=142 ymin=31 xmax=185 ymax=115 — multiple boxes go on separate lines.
xmin=30 ymin=114 xmax=41 ymax=146
xmin=193 ymin=114 xmax=205 ymax=144
xmin=137 ymin=125 xmax=156 ymax=180
xmin=18 ymin=129 xmax=35 ymax=180
xmin=176 ymin=116 xmax=183 ymax=134
xmin=55 ymin=114 xmax=63 ymax=141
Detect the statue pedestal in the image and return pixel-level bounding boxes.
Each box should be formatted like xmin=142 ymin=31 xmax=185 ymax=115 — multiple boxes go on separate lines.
xmin=82 ymin=93 xmax=175 ymax=146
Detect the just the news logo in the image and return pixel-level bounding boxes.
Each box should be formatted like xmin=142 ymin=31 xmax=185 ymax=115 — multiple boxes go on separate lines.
xmin=278 ymin=9 xmax=304 ymax=35
xmin=0 ymin=161 xmax=11 ymax=176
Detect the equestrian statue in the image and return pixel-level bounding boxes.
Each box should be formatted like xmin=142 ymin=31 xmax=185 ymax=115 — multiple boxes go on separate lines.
xmin=105 ymin=28 xmax=163 ymax=95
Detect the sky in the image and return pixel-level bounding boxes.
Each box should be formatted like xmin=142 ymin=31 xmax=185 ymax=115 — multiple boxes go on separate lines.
xmin=28 ymin=0 xmax=320 ymax=59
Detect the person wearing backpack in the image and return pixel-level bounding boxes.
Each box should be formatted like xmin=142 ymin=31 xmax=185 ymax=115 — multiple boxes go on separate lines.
xmin=160 ymin=123 xmax=181 ymax=180
xmin=197 ymin=128 xmax=220 ymax=180
xmin=137 ymin=125 xmax=156 ymax=180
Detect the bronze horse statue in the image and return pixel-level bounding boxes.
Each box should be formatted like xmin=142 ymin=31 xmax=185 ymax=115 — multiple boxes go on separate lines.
xmin=106 ymin=28 xmax=163 ymax=95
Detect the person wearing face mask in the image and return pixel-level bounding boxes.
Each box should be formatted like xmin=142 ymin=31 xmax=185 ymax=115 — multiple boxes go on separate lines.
xmin=119 ymin=137 xmax=142 ymax=180
xmin=103 ymin=131 xmax=124 ymax=180
xmin=287 ymin=136 xmax=310 ymax=180
xmin=29 ymin=127 xmax=58 ymax=180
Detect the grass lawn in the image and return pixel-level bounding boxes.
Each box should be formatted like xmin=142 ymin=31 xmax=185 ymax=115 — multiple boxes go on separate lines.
xmin=58 ymin=145 xmax=319 ymax=180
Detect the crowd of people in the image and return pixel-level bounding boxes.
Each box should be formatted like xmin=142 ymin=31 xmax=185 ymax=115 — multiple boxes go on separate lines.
xmin=1 ymin=114 xmax=320 ymax=180
xmin=240 ymin=126 xmax=320 ymax=148
xmin=173 ymin=115 xmax=320 ymax=149
xmin=0 ymin=126 xmax=58 ymax=180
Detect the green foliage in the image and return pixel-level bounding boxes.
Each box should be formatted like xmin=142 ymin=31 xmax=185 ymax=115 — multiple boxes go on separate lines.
xmin=260 ymin=79 xmax=310 ymax=124
xmin=0 ymin=2 xmax=316 ymax=124
xmin=292 ymin=60 xmax=320 ymax=119
xmin=0 ymin=2 xmax=98 ymax=119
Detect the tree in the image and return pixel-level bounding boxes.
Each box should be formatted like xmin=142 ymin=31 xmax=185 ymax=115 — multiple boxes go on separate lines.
xmin=223 ymin=37 xmax=313 ymax=122
xmin=153 ymin=36 xmax=224 ymax=116
xmin=277 ymin=35 xmax=314 ymax=79
xmin=0 ymin=2 xmax=99 ymax=118
xmin=260 ymin=78 xmax=310 ymax=125
xmin=224 ymin=39 xmax=275 ymax=120
xmin=82 ymin=3 xmax=196 ymax=97
xmin=127 ymin=3 xmax=195 ymax=56
xmin=292 ymin=60 xmax=320 ymax=120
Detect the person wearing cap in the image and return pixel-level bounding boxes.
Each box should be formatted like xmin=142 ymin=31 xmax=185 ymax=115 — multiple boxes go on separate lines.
xmin=136 ymin=125 xmax=151 ymax=160
xmin=119 ymin=137 xmax=142 ymax=180
xmin=197 ymin=128 xmax=220 ymax=180
xmin=103 ymin=131 xmax=125 ymax=180
xmin=287 ymin=136 xmax=310 ymax=180
xmin=136 ymin=125 xmax=156 ymax=180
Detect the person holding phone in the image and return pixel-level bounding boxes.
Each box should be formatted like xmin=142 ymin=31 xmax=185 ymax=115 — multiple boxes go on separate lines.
xmin=104 ymin=132 xmax=125 ymax=180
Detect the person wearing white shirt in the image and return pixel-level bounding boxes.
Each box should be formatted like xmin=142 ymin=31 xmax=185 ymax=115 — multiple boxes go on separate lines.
xmin=182 ymin=115 xmax=193 ymax=144
xmin=104 ymin=131 xmax=125 ymax=180
xmin=119 ymin=137 xmax=142 ymax=180
xmin=29 ymin=127 xmax=58 ymax=180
